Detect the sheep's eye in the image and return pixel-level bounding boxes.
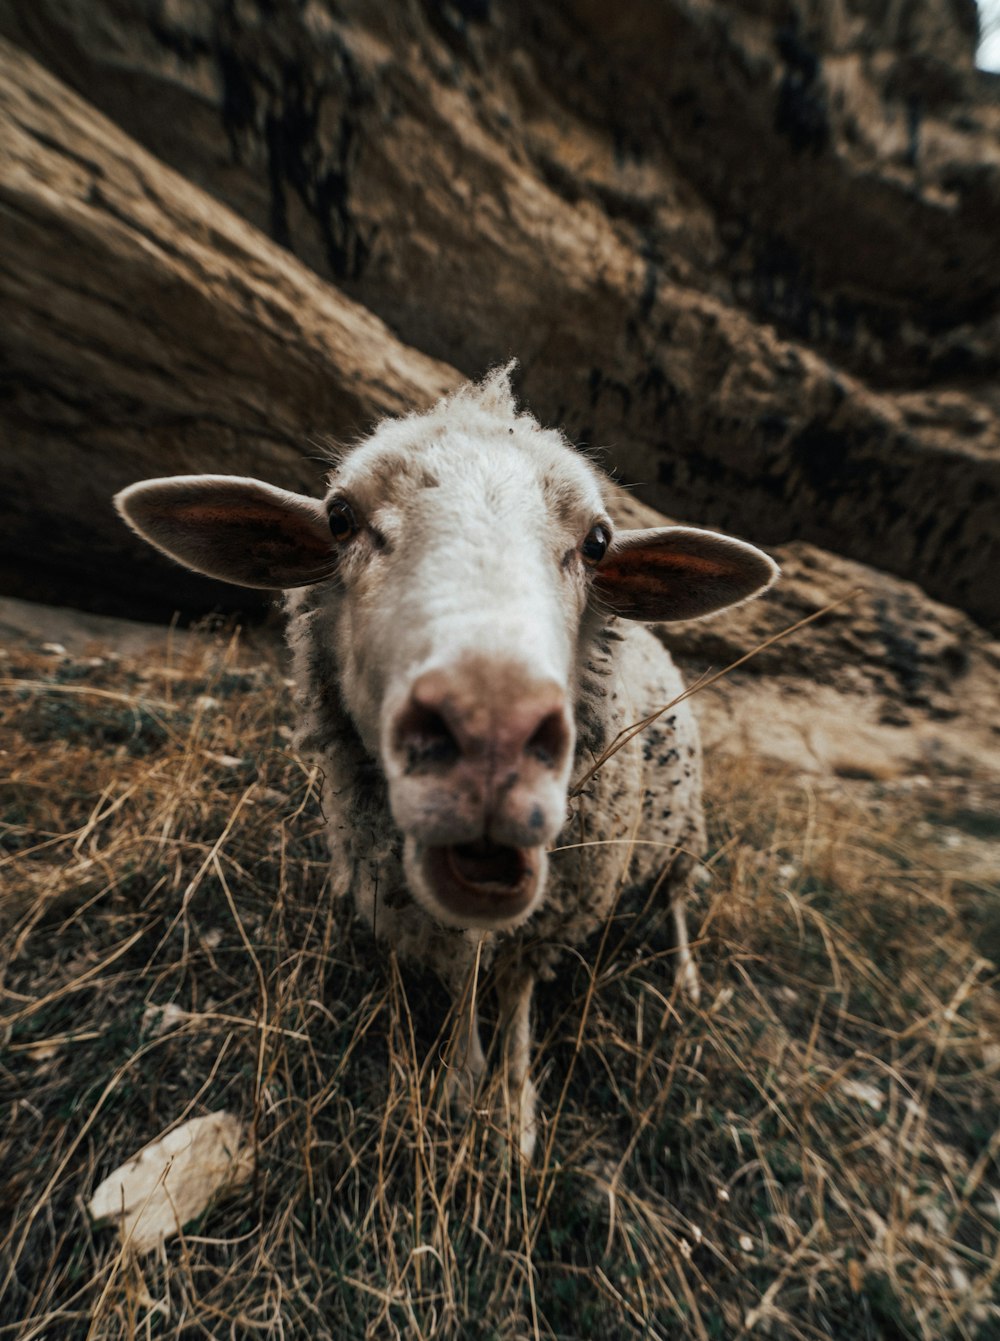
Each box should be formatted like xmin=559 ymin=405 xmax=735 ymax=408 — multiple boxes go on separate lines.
xmin=327 ymin=498 xmax=358 ymax=542
xmin=581 ymin=523 xmax=610 ymax=565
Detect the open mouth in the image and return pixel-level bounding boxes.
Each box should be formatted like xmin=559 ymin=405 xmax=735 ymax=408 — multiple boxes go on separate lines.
xmin=422 ymin=840 xmax=541 ymax=924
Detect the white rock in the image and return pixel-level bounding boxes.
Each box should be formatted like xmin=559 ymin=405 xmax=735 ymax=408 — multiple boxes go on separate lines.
xmin=88 ymin=1111 xmax=252 ymax=1253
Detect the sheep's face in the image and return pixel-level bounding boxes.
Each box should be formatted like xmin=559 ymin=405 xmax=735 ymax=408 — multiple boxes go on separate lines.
xmin=116 ymin=372 xmax=777 ymax=932
xmin=316 ymin=397 xmax=607 ymax=929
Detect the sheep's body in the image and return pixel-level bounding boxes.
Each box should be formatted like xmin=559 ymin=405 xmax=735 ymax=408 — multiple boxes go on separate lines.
xmin=519 ymin=624 xmax=704 ymax=985
xmin=286 ymin=586 xmax=703 ymax=1153
xmin=116 ymin=367 xmax=777 ymax=1158
xmin=286 ymin=589 xmax=704 ymax=1049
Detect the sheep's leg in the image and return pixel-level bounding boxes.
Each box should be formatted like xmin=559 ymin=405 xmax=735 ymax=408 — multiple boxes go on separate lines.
xmin=497 ymin=973 xmax=538 ymax=1161
xmin=443 ymin=994 xmax=487 ymax=1111
xmin=670 ymin=882 xmax=701 ymax=1005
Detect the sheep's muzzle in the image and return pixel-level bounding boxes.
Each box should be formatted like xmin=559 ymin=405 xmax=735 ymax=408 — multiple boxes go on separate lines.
xmin=423 ymin=840 xmax=540 ymax=923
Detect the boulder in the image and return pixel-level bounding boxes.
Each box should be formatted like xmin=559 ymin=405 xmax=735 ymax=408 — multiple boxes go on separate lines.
xmin=612 ymin=492 xmax=1000 ymax=782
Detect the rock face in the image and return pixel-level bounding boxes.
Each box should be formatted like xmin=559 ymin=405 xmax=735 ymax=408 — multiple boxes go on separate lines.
xmin=3 ymin=19 xmax=996 ymax=784
xmin=0 ymin=39 xmax=457 ymax=618
xmin=1 ymin=1 xmax=998 ymax=629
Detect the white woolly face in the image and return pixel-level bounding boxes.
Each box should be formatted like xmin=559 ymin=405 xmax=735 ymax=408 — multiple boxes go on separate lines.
xmin=320 ymin=391 xmax=610 ymax=930
xmin=114 ymin=369 xmax=778 ymax=934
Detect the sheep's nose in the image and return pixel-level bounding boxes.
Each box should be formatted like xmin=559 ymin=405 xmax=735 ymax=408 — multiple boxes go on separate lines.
xmin=392 ymin=662 xmax=573 ymax=779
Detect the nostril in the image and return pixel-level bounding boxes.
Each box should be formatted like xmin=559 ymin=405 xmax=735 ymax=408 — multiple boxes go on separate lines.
xmin=394 ymin=701 xmax=461 ymax=772
xmin=527 ymin=709 xmax=570 ymax=768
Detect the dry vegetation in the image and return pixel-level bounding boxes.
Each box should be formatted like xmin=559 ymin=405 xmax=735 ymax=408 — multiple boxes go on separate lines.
xmin=1 ymin=628 xmax=999 ymax=1340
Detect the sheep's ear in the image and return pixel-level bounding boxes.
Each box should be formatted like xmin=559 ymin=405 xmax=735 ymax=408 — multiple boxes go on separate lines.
xmin=114 ymin=475 xmax=336 ymax=589
xmin=593 ymin=526 xmax=778 ymax=622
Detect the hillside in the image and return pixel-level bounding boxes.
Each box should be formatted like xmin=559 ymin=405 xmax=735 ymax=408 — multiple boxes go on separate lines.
xmin=1 ymin=597 xmax=998 ymax=1338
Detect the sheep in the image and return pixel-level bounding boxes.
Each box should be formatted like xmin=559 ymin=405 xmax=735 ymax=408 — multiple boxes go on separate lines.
xmin=115 ymin=366 xmax=777 ymax=1158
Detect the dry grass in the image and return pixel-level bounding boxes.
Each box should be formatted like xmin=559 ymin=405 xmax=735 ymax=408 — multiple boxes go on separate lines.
xmin=1 ymin=627 xmax=998 ymax=1339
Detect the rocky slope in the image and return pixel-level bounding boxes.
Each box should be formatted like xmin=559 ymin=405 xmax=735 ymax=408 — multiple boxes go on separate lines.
xmin=2 ymin=2 xmax=998 ymax=627
xmin=2 ymin=32 xmax=998 ymax=789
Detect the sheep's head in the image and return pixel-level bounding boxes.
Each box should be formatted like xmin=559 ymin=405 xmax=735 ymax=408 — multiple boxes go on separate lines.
xmin=116 ymin=369 xmax=777 ymax=931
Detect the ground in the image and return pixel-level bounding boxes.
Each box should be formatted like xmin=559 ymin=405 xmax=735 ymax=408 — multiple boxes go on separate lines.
xmin=1 ymin=622 xmax=998 ymax=1340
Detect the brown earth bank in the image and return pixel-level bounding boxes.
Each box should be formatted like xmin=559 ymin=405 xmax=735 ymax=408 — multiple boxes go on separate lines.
xmin=2 ymin=4 xmax=999 ymax=628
